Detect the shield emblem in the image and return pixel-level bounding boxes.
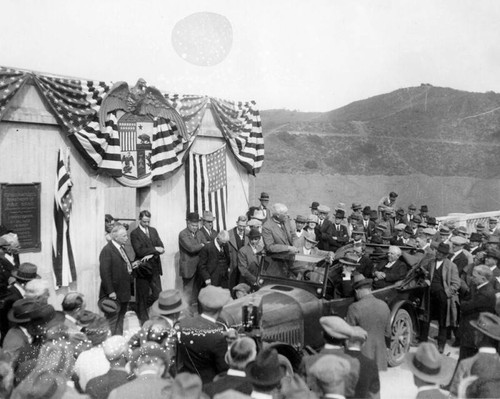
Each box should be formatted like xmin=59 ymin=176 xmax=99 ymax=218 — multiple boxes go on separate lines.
xmin=118 ymin=113 xmax=153 ymax=180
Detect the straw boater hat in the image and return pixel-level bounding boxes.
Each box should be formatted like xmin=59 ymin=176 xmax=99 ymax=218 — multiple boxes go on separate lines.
xmin=151 ymin=289 xmax=186 ymax=317
xmin=12 ymin=263 xmax=41 ymax=281
xmin=317 ymin=205 xmax=330 ymax=214
xmin=405 ymin=342 xmax=455 ymax=384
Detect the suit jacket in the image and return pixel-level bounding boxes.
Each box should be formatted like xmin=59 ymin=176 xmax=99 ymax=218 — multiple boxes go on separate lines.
xmin=331 ymin=223 xmax=349 ymax=251
xmin=459 ymin=282 xmax=496 ymax=349
xmin=356 ymin=255 xmax=374 ymax=279
xmin=199 ymin=226 xmax=218 ymax=244
xmin=346 ymin=294 xmax=391 ymax=371
xmin=449 ymin=351 xmax=500 ymax=396
xmin=0 ymin=284 xmax=25 ymax=344
xmin=108 ymin=374 xmax=172 ymax=399
xmin=2 ymin=326 xmax=30 ymax=362
xmin=99 ymin=241 xmax=132 ymax=302
xmin=372 ymin=259 xmax=408 ymax=289
xmin=345 ymin=348 xmax=380 ymax=399
xmin=238 ymin=243 xmax=261 ymax=286
xmin=228 ymin=227 xmax=248 ymax=288
xmin=361 ymin=220 xmax=376 ymax=241
xmin=203 ymin=371 xmax=252 ymax=398
xmin=130 ymin=225 xmax=164 ymax=276
xmin=316 ymin=218 xmax=334 ymax=251
xmin=451 ymin=251 xmax=469 ymax=277
xmin=178 ymin=315 xmax=229 ymax=384
xmin=86 ymin=368 xmax=130 ymax=399
xmin=198 ymin=241 xmax=230 ymax=287
xmin=262 ymin=218 xmax=295 ymax=253
xmin=178 ymin=228 xmax=205 ymax=279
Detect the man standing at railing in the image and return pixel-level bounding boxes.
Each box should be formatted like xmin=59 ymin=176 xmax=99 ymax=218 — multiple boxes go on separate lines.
xmin=488 ymin=217 xmax=500 ymax=235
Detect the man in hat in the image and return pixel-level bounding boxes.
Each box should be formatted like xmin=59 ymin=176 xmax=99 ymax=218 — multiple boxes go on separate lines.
xmin=238 ymin=228 xmax=263 ymax=289
xmin=309 ymin=354 xmax=351 ymax=399
xmin=198 ymin=230 xmax=231 ymax=289
xmin=475 ymin=222 xmax=486 ymax=234
xmin=468 ymin=232 xmax=483 ymax=256
xmin=405 ymin=203 xmax=417 ymax=224
xmin=262 ymin=203 xmax=298 ymax=277
xmin=258 ymin=192 xmax=270 ymax=222
xmin=108 ymin=342 xmax=172 ymax=399
xmin=150 ymin=289 xmax=186 ymax=327
xmin=391 ymin=223 xmax=407 ymax=246
xmin=177 ymin=285 xmax=231 ymax=384
xmin=349 ymin=227 xmax=365 ymax=246
xmin=299 ymin=316 xmax=362 ymax=397
xmin=130 ymin=210 xmax=165 ymax=324
xmin=405 ymin=342 xmax=455 ymax=399
xmin=331 ymin=209 xmax=349 ymax=251
xmin=61 ymin=291 xmax=86 ymax=336
xmin=419 ymin=205 xmax=429 ymax=224
xmin=310 ymin=201 xmax=320 ymax=216
xmin=178 ymin=212 xmax=205 ymax=313
xmin=417 ymin=242 xmax=460 ymax=353
xmin=347 ymin=274 xmax=391 ymax=371
xmin=450 ymin=235 xmax=470 ymax=281
xmin=484 ymin=248 xmax=500 ymax=291
xmin=316 ymin=205 xmax=333 ymax=251
xmin=488 ymin=217 xmax=500 ymax=235
xmin=449 ymin=312 xmax=500 ymax=397
xmin=378 ymin=208 xmax=396 ymax=236
xmin=99 ymin=224 xmax=140 ymax=335
xmin=203 ymin=337 xmax=256 ymax=397
xmin=0 ymin=262 xmax=40 ymax=345
xmin=351 ymin=202 xmax=362 ymax=217
xmin=86 ymin=336 xmax=130 ymax=399
xmin=245 ymin=347 xmax=284 ymax=398
xmin=377 ymin=191 xmax=398 ymax=216
xmin=294 ymin=215 xmax=307 ymax=238
xmin=227 ymin=216 xmax=249 ymax=289
xmin=232 ymin=283 xmax=251 ymax=299
xmin=372 ymin=246 xmax=408 ymax=290
xmin=361 ymin=207 xmax=376 ymax=241
xmin=292 ymin=231 xmax=334 ymax=279
xmin=200 ymin=210 xmax=218 ymax=244
xmin=457 ymin=265 xmax=497 ymax=360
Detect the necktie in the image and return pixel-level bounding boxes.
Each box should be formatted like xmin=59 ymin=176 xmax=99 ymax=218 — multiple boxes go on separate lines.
xmin=336 ymin=225 xmax=340 ymax=232
xmin=119 ymin=246 xmax=133 ymax=274
xmin=145 ymin=228 xmax=150 ymax=238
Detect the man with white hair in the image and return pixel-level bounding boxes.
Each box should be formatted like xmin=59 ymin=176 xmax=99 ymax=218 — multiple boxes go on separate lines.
xmin=198 ymin=230 xmax=231 ymax=288
xmin=24 ymin=278 xmax=50 ymax=304
xmin=372 ymin=246 xmax=408 ymax=289
xmin=262 ymin=203 xmax=299 ymax=277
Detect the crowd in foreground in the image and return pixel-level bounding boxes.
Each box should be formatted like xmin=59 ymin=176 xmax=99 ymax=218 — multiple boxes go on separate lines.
xmin=0 ymin=191 xmax=500 ymax=398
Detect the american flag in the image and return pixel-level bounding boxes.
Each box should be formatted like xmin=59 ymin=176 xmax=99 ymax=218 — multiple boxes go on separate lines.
xmin=187 ymin=146 xmax=227 ymax=231
xmin=0 ymin=67 xmax=30 ymax=120
xmin=52 ymin=149 xmax=77 ymax=287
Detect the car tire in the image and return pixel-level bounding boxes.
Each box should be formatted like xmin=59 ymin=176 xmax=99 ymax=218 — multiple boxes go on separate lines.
xmin=387 ymin=308 xmax=413 ymax=367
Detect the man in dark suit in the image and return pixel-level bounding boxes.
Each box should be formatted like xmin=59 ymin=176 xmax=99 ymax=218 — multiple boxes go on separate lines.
xmin=199 ymin=210 xmax=218 ymax=244
xmin=330 ymin=209 xmax=349 ymax=251
xmin=316 ymin=205 xmax=334 ymax=251
xmin=198 ymin=231 xmax=231 ymax=288
xmin=457 ymin=265 xmax=497 ymax=361
xmin=130 ymin=210 xmax=165 ymax=324
xmin=361 ymin=207 xmax=376 ymax=241
xmin=99 ymin=224 xmax=139 ymax=335
xmin=86 ymin=336 xmax=130 ymax=399
xmin=484 ymin=248 xmax=500 ymax=292
xmin=177 ymin=286 xmax=230 ymax=384
xmin=372 ymin=246 xmax=408 ymax=289
xmin=238 ymin=229 xmax=262 ymax=288
xmin=203 ymin=336 xmax=256 ymax=398
xmin=227 ymin=216 xmax=248 ymax=289
xmin=258 ymin=192 xmax=270 ymax=222
xmin=178 ymin=212 xmax=205 ymax=313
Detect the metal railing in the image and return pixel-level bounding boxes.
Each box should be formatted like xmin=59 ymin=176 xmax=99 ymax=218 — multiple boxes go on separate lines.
xmin=437 ymin=210 xmax=500 ymax=233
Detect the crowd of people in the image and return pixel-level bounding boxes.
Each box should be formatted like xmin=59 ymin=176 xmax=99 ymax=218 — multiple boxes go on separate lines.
xmin=0 ymin=191 xmax=500 ymax=398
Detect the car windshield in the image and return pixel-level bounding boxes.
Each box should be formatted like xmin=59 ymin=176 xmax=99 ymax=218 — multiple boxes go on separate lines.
xmin=260 ymin=253 xmax=330 ymax=284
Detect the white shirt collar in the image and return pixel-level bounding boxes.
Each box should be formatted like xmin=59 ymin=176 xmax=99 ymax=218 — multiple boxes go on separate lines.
xmin=13 ymin=282 xmax=25 ymax=297
xmin=19 ymin=326 xmax=32 ymax=343
xmin=214 ymin=239 xmax=222 ymax=251
xmin=140 ymin=225 xmax=148 ymax=235
xmin=384 ymin=261 xmax=396 ymax=269
xmin=324 ymin=395 xmax=345 ymax=399
xmin=478 ymin=347 xmax=497 ymax=354
xmin=201 ymin=313 xmax=217 ymax=324
xmin=303 ymin=247 xmax=311 ymax=255
xmin=227 ymin=369 xmax=246 ymax=377
xmin=251 ymin=392 xmax=273 ymax=399
xmin=111 ymin=239 xmax=122 ymax=251
xmin=490 ymin=265 xmax=498 ymax=271
xmin=417 ymin=385 xmax=442 ymax=393
xmin=324 ymin=343 xmax=343 ymax=350
xmin=477 ymin=281 xmax=489 ymax=289
xmin=65 ymin=314 xmax=78 ymax=324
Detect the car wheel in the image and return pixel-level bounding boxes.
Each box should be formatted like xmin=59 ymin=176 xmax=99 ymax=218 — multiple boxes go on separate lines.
xmin=388 ymin=308 xmax=413 ymax=367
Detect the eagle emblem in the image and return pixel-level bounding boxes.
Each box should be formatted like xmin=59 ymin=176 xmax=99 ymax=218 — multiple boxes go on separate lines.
xmin=98 ymin=79 xmax=188 ymax=185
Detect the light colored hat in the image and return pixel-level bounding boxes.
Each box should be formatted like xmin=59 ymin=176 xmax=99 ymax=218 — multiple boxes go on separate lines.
xmin=303 ymin=231 xmax=318 ymax=244
xmin=171 ymin=372 xmax=203 ymax=399
xmin=295 ymin=215 xmax=307 ymax=223
xmin=252 ymin=209 xmax=266 ymax=221
xmin=309 ymin=354 xmax=351 ymax=387
xmin=306 ymin=214 xmax=319 ymax=224
xmin=422 ymin=227 xmax=437 ymax=236
xmin=151 ymin=289 xmax=186 ymax=316
xmin=202 ymin=210 xmax=215 ymax=221
xmin=450 ymin=235 xmax=468 ymax=246
xmin=102 ymin=335 xmax=128 ymax=361
xmin=319 ymin=316 xmax=361 ymax=340
xmin=405 ymin=342 xmax=455 ymax=384
xmin=395 ymin=223 xmax=407 ymax=231
xmin=247 ymin=219 xmax=262 ymax=227
xmin=317 ymin=205 xmax=330 ymax=213
xmin=225 ymin=337 xmax=257 ymax=369
xmin=198 ymin=286 xmax=232 ymax=310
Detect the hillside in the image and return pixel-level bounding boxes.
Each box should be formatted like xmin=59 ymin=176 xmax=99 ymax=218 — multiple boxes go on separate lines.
xmin=261 ymin=85 xmax=500 ymax=178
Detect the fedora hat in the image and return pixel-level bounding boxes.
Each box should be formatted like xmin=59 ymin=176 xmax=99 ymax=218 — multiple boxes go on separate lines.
xmin=309 ymin=201 xmax=319 ymax=210
xmin=437 ymin=242 xmax=450 ymax=254
xmin=427 ymin=216 xmax=437 ymax=226
xmin=98 ymin=297 xmax=121 ymax=316
xmin=470 ymin=312 xmax=500 ymax=341
xmin=469 ymin=232 xmax=482 ymax=242
xmin=252 ymin=209 xmax=266 ymax=221
xmin=439 ymin=226 xmax=450 ymax=235
xmin=151 ymin=289 xmax=186 ymax=316
xmin=247 ymin=228 xmax=262 ymax=240
xmin=186 ymin=212 xmax=200 ymax=222
xmin=351 ymin=228 xmax=365 ymax=236
xmin=339 ymin=253 xmax=359 ymax=266
xmin=352 ymin=273 xmax=373 ymax=290
xmin=351 ymin=202 xmax=362 ymax=210
xmin=335 ymin=209 xmax=345 ymax=219
xmin=420 ymin=205 xmax=428 ymax=212
xmin=259 ymin=192 xmax=270 ymax=201
xmin=362 ymin=206 xmax=371 ymax=215
xmin=11 ymin=263 xmax=41 ymax=281
xmin=202 ymin=210 xmax=215 ymax=222
xmin=303 ymin=231 xmax=318 ymax=244
xmin=309 ymin=354 xmax=351 ymax=389
xmin=486 ymin=248 xmax=500 ymax=261
xmin=294 ymin=215 xmax=307 ymax=224
xmin=405 ymin=342 xmax=455 ymax=384
xmin=245 ymin=347 xmax=284 ymax=387
xmin=225 ymin=336 xmax=257 ymax=369
xmin=7 ymin=298 xmax=39 ymax=324
xmin=306 ymin=214 xmax=319 ymax=224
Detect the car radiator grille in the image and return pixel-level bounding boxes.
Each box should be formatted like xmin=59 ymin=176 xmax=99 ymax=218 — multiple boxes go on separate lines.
xmin=262 ymin=321 xmax=303 ymax=349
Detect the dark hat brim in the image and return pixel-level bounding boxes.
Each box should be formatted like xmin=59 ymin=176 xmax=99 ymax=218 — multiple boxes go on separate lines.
xmin=245 ymin=360 xmax=284 ymax=387
xmin=7 ymin=309 xmax=32 ymax=324
xmin=98 ymin=298 xmax=121 ymax=316
xmin=11 ymin=270 xmax=41 ymax=281
xmin=353 ymin=278 xmax=373 ymax=290
xmin=404 ymin=352 xmax=455 ymax=384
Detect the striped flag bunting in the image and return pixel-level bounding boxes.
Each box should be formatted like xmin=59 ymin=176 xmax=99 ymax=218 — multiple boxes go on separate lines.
xmin=187 ymin=145 xmax=228 ymax=231
xmin=0 ymin=67 xmax=264 ymax=182
xmin=52 ymin=149 xmax=77 ymax=287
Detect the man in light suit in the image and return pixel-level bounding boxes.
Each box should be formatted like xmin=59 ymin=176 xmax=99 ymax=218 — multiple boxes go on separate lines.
xmin=198 ymin=230 xmax=231 ymax=288
xmin=227 ymin=216 xmax=248 ymax=289
xmin=262 ymin=203 xmax=298 ymax=278
xmin=178 ymin=212 xmax=205 ymax=314
xmin=99 ymin=224 xmax=140 ymax=335
xmin=130 ymin=210 xmax=165 ymax=324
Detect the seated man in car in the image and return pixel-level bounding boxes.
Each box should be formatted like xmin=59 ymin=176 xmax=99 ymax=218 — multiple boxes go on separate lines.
xmin=372 ymin=245 xmax=408 ymax=289
xmin=292 ymin=231 xmax=334 ymax=280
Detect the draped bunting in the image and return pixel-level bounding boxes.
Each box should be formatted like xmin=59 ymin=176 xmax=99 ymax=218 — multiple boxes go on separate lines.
xmin=0 ymin=66 xmax=264 ymax=180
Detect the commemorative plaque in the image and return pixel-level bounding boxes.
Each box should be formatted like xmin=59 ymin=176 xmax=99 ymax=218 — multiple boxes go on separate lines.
xmin=0 ymin=183 xmax=41 ymax=252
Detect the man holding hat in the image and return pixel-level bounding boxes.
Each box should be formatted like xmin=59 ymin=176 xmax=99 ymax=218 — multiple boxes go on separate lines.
xmin=200 ymin=210 xmax=218 ymax=244
xmin=405 ymin=342 xmax=455 ymax=399
xmin=238 ymin=228 xmax=263 ymax=288
xmin=177 ymin=285 xmax=231 ymax=384
xmin=347 ymin=273 xmax=391 ymax=371
xmin=178 ymin=212 xmax=205 ymax=314
xmin=417 ymin=242 xmax=460 ymax=353
xmin=108 ymin=342 xmax=172 ymax=399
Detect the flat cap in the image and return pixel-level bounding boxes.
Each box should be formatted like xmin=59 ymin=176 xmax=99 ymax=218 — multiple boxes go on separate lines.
xmin=450 ymin=236 xmax=468 ymax=245
xmin=309 ymin=354 xmax=351 ymax=386
xmin=198 ymin=286 xmax=231 ymax=310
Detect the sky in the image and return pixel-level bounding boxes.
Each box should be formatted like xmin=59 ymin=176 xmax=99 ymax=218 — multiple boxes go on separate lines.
xmin=2 ymin=0 xmax=500 ymax=112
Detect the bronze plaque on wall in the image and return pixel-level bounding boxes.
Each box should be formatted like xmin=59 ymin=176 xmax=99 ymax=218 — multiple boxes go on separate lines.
xmin=0 ymin=183 xmax=41 ymax=252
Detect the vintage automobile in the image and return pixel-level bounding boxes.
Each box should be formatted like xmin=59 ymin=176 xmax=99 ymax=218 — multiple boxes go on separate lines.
xmin=219 ymin=245 xmax=429 ymax=367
